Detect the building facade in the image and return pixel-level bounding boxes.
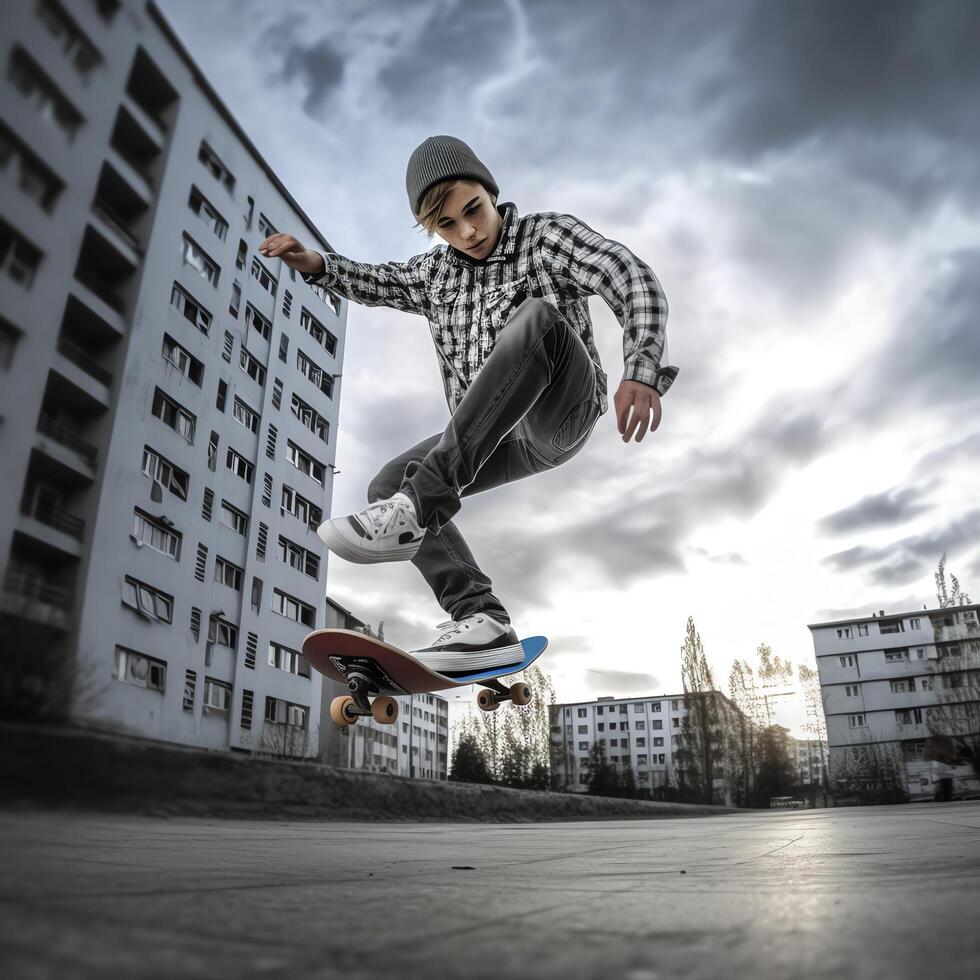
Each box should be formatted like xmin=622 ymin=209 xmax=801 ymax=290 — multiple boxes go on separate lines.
xmin=788 ymin=733 xmax=829 ymax=787
xmin=1 ymin=0 xmax=348 ymax=755
xmin=809 ymin=603 xmax=980 ymax=800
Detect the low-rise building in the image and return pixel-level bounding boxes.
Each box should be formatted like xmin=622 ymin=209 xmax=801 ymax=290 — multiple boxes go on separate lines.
xmin=809 ymin=602 xmax=980 ymax=801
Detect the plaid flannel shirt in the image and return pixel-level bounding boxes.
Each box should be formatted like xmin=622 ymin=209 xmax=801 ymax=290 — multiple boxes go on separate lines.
xmin=302 ymin=201 xmax=677 ymax=417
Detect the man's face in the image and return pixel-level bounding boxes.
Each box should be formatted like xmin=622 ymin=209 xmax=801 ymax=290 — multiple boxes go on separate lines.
xmin=430 ymin=180 xmax=503 ymax=260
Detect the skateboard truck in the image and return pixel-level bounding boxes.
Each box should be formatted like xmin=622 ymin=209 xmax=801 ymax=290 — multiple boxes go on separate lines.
xmin=476 ymin=677 xmax=532 ymax=712
xmin=329 ymin=669 xmax=400 ymax=727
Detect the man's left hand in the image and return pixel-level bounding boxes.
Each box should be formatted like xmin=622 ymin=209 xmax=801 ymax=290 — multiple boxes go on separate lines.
xmin=614 ymin=380 xmax=662 ymax=443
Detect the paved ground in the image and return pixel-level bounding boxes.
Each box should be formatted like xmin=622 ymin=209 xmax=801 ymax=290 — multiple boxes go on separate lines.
xmin=1 ymin=802 xmax=978 ymax=980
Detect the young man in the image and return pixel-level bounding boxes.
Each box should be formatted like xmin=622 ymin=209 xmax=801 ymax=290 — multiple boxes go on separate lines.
xmin=259 ymin=135 xmax=677 ymax=673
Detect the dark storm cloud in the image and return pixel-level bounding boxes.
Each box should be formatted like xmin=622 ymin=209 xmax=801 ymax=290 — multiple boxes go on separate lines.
xmin=818 ymin=485 xmax=933 ymax=534
xmin=822 ymin=508 xmax=980 ymax=582
xmin=269 ymin=33 xmax=345 ymax=115
xmin=706 ymin=0 xmax=980 ymax=162
xmin=850 ymin=249 xmax=980 ymax=420
xmin=584 ymin=669 xmax=660 ymax=696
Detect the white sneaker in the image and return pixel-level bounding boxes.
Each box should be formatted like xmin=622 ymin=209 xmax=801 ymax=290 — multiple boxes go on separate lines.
xmin=410 ymin=615 xmax=524 ymax=674
xmin=317 ymin=492 xmax=425 ymax=564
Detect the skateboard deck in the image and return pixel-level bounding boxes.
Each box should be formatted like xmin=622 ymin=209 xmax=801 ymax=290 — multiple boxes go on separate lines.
xmin=302 ymin=628 xmax=548 ymax=726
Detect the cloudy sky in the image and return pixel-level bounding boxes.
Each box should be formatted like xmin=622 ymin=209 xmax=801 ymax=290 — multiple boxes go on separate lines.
xmin=161 ymin=0 xmax=980 ymax=732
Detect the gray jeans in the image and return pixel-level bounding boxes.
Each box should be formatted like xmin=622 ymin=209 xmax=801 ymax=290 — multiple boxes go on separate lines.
xmin=366 ymin=299 xmax=600 ymax=627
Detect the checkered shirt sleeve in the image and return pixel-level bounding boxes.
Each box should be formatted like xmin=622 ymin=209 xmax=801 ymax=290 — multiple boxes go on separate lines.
xmin=302 ymin=250 xmax=433 ymax=316
xmin=539 ymin=214 xmax=678 ymax=396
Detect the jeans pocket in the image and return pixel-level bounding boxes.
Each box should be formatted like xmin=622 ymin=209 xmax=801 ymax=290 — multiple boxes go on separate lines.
xmin=552 ymin=396 xmax=598 ymax=454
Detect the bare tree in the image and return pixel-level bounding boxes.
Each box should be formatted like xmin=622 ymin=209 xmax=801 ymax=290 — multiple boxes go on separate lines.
xmin=675 ymin=616 xmax=726 ymax=804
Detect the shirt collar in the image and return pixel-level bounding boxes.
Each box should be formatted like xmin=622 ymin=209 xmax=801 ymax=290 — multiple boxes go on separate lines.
xmin=447 ymin=202 xmax=519 ymax=266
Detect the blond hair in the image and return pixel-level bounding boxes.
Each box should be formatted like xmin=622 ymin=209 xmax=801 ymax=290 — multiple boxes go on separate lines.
xmin=414 ymin=179 xmax=497 ymax=238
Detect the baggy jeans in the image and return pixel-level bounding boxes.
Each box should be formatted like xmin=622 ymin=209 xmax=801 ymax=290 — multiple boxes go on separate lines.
xmin=366 ymin=298 xmax=601 ymax=627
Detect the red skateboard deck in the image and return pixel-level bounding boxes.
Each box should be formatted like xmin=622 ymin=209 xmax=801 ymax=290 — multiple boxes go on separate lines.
xmin=302 ymin=628 xmax=548 ymax=725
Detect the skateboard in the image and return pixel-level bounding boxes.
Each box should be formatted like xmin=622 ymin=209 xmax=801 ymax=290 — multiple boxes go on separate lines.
xmin=302 ymin=628 xmax=548 ymax=727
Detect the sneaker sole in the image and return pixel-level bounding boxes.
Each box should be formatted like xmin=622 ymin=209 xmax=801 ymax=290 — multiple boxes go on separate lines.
xmin=413 ymin=640 xmax=526 ymax=673
xmin=317 ymin=519 xmax=422 ymax=564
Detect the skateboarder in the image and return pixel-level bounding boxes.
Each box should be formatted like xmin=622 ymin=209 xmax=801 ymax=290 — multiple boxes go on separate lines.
xmin=259 ymin=135 xmax=677 ymax=673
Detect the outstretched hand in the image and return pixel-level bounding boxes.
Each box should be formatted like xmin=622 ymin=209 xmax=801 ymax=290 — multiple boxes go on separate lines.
xmin=614 ymin=380 xmax=662 ymax=443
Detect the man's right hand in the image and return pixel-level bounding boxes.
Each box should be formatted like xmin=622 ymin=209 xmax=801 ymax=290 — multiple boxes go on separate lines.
xmin=258 ymin=234 xmax=325 ymax=275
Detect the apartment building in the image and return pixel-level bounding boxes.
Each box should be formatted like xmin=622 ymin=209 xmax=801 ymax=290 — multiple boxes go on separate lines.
xmin=788 ymin=733 xmax=829 ymax=786
xmin=809 ymin=603 xmax=980 ymax=800
xmin=315 ymin=597 xmax=450 ymax=779
xmin=0 ymin=0 xmax=348 ymax=755
xmin=551 ymin=692 xmax=729 ymax=799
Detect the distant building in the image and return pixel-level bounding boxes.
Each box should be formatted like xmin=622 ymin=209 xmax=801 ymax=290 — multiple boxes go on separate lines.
xmin=809 ymin=603 xmax=980 ymax=801
xmin=316 ymin=597 xmax=450 ymax=780
xmin=0 ymin=0 xmax=348 ymax=756
xmin=787 ymin=733 xmax=829 ymax=786
xmin=550 ymin=691 xmax=743 ymax=803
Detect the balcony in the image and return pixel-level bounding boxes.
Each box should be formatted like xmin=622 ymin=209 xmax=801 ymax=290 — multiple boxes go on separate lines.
xmin=56 ymin=334 xmax=113 ymax=388
xmin=2 ymin=567 xmax=72 ymax=630
xmin=21 ymin=485 xmax=85 ymax=540
xmin=931 ymin=622 xmax=980 ymax=644
xmin=125 ymin=47 xmax=179 ymax=137
xmin=37 ymin=412 xmax=98 ymax=470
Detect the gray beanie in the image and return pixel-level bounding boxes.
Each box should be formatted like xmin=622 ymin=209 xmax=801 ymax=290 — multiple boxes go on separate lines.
xmin=406 ymin=135 xmax=499 ymax=216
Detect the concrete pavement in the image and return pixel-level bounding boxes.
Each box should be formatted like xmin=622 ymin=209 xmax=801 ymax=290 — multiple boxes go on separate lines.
xmin=1 ymin=802 xmax=978 ymax=979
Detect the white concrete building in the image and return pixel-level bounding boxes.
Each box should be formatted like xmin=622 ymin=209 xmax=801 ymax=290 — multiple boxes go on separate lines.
xmin=1 ymin=0 xmax=348 ymax=756
xmin=551 ymin=692 xmax=740 ymax=801
xmin=809 ymin=603 xmax=980 ymax=800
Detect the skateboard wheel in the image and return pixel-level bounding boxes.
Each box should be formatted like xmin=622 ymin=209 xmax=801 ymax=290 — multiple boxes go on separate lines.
xmin=330 ymin=695 xmax=359 ymax=726
xmin=477 ymin=689 xmax=499 ymax=712
xmin=371 ymin=696 xmax=399 ymax=724
xmin=510 ymin=682 xmax=532 ymax=706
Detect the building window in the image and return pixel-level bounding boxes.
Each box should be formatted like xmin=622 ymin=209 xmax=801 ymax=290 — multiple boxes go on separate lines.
xmin=0 ymin=120 xmax=64 ymax=211
xmin=308 ymin=280 xmax=341 ymax=316
xmin=0 ymin=218 xmax=43 ymax=289
xmin=909 ymin=618 xmax=921 ymax=630
xmin=181 ymin=234 xmax=219 ymax=286
xmin=272 ymin=588 xmax=315 ymax=627
xmin=8 ymin=46 xmax=83 ymax=141
xmin=296 ymin=349 xmax=334 ymax=398
xmin=225 ymin=447 xmax=253 ymax=484
xmin=837 ymin=627 xmax=851 ymax=638
xmin=203 ymin=677 xmax=232 ymax=712
xmin=244 ymin=302 xmax=272 ymax=341
xmin=650 ymin=702 xmax=661 ymax=712
xmin=847 ymin=714 xmax=866 ymax=728
xmin=890 ymin=678 xmax=915 ymax=694
xmin=858 ymin=624 xmax=869 ymax=636
xmin=280 ymin=485 xmax=322 ymax=530
xmin=121 ymin=575 xmax=173 ymax=623
xmin=114 ymin=646 xmax=166 ymax=691
xmin=838 ymin=655 xmax=855 ymax=668
xmin=879 ymin=619 xmax=904 ymax=635
xmin=151 ymin=387 xmax=195 ymax=442
xmin=219 ymin=499 xmax=248 ymax=535
xmin=232 ymin=395 xmax=260 ymax=433
xmin=299 ymin=307 xmax=337 ymax=355
xmin=884 ymin=650 xmax=909 ymax=664
xmin=207 ymin=616 xmax=238 ymax=650
xmin=132 ymin=508 xmax=180 ymax=559
xmin=264 ymin=696 xmax=308 ymax=729
xmin=183 ymin=669 xmax=196 ymax=711
xmin=161 ymin=334 xmax=204 ymax=385
xmin=577 ymin=708 xmax=587 ymax=718
xmin=250 ymin=256 xmax=277 ymax=296
xmin=286 ymin=440 xmax=326 ymax=486
xmin=844 ymin=684 xmax=860 ymax=697
xmin=651 ymin=720 xmax=662 ymax=730
xmin=141 ymin=445 xmax=188 ymax=500
xmin=198 ymin=140 xmax=235 ymax=191
xmin=239 ymin=345 xmax=266 ymax=387
xmin=268 ymin=641 xmax=311 ymax=678
xmin=188 ymin=185 xmax=228 ymax=240
xmin=258 ymin=213 xmax=277 ymax=238
xmin=214 ymin=556 xmax=243 ymax=591
xmin=170 ymin=281 xmax=212 ymax=333
xmin=277 ymin=534 xmax=319 ymax=578
xmin=290 ymin=392 xmax=329 ymax=444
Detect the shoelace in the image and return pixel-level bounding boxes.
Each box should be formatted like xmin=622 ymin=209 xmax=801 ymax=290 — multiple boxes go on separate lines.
xmin=362 ymin=498 xmax=413 ymax=536
xmin=434 ymin=615 xmax=485 ymax=644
